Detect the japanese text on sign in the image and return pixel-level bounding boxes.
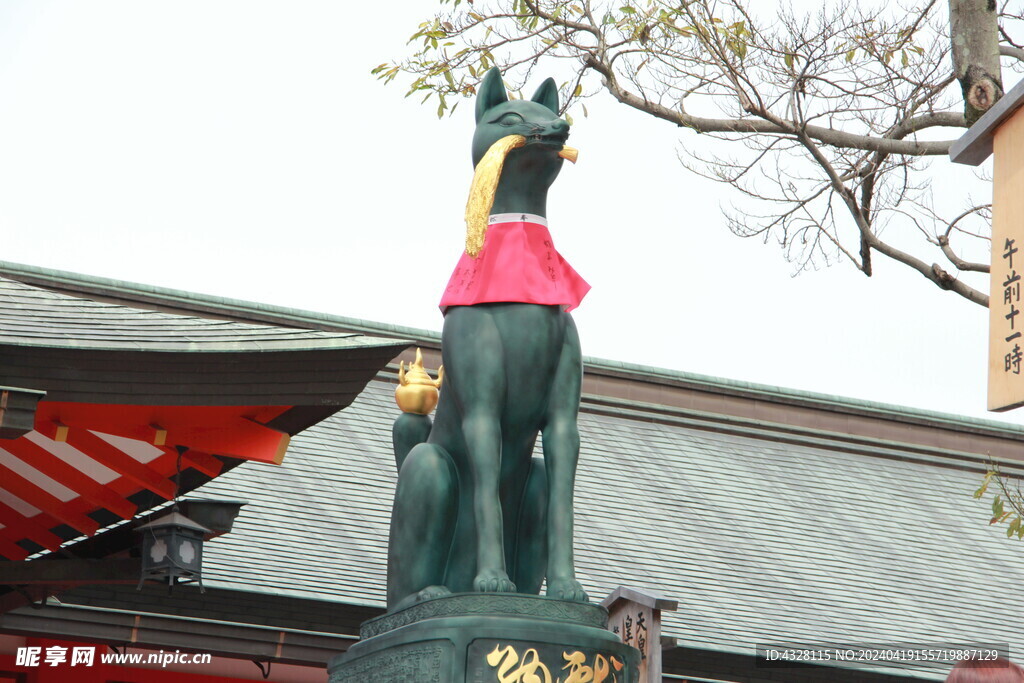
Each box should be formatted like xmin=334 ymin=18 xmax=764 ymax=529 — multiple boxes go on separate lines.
xmin=1004 ymin=239 xmax=1022 ymax=375
xmin=485 ymin=644 xmax=625 ymax=683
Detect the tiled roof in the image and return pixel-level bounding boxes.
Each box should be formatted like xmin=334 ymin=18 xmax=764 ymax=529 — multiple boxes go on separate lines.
xmin=0 ymin=275 xmax=397 ymax=352
xmin=193 ymin=379 xmax=1024 ymax=680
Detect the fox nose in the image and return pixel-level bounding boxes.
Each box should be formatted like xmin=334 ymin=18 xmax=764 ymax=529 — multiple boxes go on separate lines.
xmin=549 ymin=119 xmax=570 ymax=136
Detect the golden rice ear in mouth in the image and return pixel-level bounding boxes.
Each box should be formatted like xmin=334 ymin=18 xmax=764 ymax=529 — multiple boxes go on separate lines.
xmin=464 ymin=135 xmax=526 ymax=257
xmin=463 ymin=136 xmax=580 ymax=258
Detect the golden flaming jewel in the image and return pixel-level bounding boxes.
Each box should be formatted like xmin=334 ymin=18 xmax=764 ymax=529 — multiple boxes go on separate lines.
xmin=395 ymin=348 xmax=444 ymax=415
xmin=463 ymin=135 xmax=579 ymax=258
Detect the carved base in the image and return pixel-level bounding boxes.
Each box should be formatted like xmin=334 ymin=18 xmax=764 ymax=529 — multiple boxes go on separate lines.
xmin=328 ymin=593 xmax=640 ymax=683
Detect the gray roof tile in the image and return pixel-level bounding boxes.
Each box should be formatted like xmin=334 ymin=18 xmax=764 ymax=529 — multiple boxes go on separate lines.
xmin=0 ymin=276 xmax=398 ymax=352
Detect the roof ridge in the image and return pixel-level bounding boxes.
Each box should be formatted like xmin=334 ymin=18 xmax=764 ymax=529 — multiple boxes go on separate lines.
xmin=580 ymin=358 xmax=1024 ymax=439
xmin=0 ymin=270 xmax=407 ymax=353
xmin=0 ymin=260 xmax=437 ymax=341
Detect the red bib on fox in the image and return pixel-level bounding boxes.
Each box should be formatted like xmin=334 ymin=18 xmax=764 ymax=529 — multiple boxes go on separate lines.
xmin=440 ymin=213 xmax=590 ymax=312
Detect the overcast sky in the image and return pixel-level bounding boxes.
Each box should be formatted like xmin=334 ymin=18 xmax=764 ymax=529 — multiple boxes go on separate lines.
xmin=0 ymin=0 xmax=1012 ymax=425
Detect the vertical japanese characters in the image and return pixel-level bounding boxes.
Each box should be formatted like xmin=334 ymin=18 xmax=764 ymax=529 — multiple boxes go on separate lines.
xmin=1003 ymin=238 xmax=1022 ymax=375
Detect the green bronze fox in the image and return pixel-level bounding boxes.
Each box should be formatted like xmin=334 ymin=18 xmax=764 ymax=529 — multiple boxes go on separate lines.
xmin=387 ymin=67 xmax=589 ymax=611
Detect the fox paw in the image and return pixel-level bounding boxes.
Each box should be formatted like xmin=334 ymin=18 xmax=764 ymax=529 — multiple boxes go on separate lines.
xmin=416 ymin=585 xmax=452 ymax=602
xmin=473 ymin=570 xmax=517 ymax=593
xmin=546 ymin=577 xmax=589 ymax=602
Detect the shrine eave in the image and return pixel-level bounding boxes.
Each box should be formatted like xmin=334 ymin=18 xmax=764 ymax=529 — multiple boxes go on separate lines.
xmin=0 ymin=271 xmax=410 ymax=571
xmin=2 ymin=342 xmax=406 ymax=407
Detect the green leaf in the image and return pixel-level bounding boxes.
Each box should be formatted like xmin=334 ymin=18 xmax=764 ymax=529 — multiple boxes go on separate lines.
xmin=990 ymin=495 xmax=1007 ymax=523
xmin=573 ymin=84 xmax=583 ymax=97
xmin=784 ymin=53 xmax=794 ymax=70
xmin=845 ymin=49 xmax=855 ymax=63
xmin=901 ymin=50 xmax=909 ymax=67
xmin=1007 ymin=517 xmax=1020 ymax=538
xmin=582 ymin=103 xmax=589 ymax=117
xmin=974 ymin=471 xmax=994 ymax=499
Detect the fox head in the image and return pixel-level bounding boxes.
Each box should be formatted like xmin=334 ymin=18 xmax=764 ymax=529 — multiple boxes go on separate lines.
xmin=471 ymin=67 xmax=570 ymax=210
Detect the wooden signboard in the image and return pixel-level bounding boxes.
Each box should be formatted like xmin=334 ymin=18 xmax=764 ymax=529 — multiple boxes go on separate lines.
xmin=989 ymin=113 xmax=1024 ymax=410
xmin=601 ymin=586 xmax=677 ymax=683
xmin=951 ymin=78 xmax=1024 ymax=410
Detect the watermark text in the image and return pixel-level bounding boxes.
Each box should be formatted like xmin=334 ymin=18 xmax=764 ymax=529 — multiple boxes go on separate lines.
xmin=16 ymin=646 xmax=212 ymax=668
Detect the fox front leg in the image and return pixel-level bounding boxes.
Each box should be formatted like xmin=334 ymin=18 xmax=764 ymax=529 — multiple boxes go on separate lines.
xmin=442 ymin=306 xmax=517 ymax=593
xmin=542 ymin=316 xmax=588 ymax=602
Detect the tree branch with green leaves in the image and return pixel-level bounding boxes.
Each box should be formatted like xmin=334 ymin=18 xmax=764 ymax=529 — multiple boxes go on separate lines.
xmin=377 ymin=0 xmax=1021 ymax=306
xmin=975 ymin=465 xmax=1024 ymax=540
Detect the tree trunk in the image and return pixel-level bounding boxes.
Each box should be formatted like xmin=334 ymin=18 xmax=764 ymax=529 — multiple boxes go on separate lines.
xmin=949 ymin=0 xmax=1003 ymax=125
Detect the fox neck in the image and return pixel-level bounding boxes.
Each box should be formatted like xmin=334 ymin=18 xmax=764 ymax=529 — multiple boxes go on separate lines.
xmin=490 ymin=151 xmax=561 ymax=217
xmin=490 ymin=175 xmax=549 ymax=217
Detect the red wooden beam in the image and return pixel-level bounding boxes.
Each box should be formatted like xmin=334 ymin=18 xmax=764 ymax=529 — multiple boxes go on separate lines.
xmin=168 ymin=448 xmax=223 ymax=478
xmin=0 ymin=463 xmax=99 ymax=535
xmin=27 ymin=433 xmax=169 ymax=501
xmin=170 ymin=417 xmax=290 ymax=465
xmin=3 ymin=438 xmax=137 ymax=520
xmin=36 ymin=403 xmax=292 ymax=464
xmin=59 ymin=429 xmax=176 ymax=501
xmin=0 ymin=501 xmax=64 ymax=551
xmin=0 ymin=535 xmax=28 ymax=561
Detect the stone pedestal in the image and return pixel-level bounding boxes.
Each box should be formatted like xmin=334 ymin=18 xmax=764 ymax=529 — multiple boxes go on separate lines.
xmin=328 ymin=593 xmax=640 ymax=682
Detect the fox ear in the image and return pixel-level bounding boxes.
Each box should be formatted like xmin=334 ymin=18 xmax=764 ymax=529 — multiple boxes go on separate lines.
xmin=531 ymin=77 xmax=559 ymax=114
xmin=476 ymin=67 xmax=509 ymax=123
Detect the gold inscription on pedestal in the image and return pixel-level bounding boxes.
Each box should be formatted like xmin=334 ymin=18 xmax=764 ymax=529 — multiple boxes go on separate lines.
xmin=485 ymin=644 xmax=624 ymax=683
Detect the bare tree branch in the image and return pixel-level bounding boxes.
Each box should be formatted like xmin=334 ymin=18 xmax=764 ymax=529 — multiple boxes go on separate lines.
xmin=1000 ymin=44 xmax=1024 ymax=61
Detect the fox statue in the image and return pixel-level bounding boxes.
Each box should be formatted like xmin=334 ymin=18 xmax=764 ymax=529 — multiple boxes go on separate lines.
xmin=387 ymin=67 xmax=590 ymax=611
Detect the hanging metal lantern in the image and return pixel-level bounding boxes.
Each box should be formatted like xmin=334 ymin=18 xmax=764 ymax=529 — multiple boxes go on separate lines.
xmin=177 ymin=499 xmax=247 ymax=538
xmin=136 ymin=510 xmax=210 ymax=592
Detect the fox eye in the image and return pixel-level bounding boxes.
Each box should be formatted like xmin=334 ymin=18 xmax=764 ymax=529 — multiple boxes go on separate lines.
xmin=496 ymin=113 xmax=524 ymax=126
